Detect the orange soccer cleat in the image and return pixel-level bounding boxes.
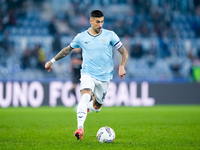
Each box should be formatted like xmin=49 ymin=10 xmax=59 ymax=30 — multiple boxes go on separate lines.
xmin=74 ymin=128 xmax=84 ymax=140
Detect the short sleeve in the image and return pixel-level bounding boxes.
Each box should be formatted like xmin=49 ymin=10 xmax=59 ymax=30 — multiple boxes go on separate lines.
xmin=110 ymin=31 xmax=123 ymax=50
xmin=70 ymin=34 xmax=81 ymax=48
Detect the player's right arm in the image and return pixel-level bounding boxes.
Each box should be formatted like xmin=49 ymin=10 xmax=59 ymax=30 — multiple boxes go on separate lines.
xmin=45 ymin=45 xmax=73 ymax=72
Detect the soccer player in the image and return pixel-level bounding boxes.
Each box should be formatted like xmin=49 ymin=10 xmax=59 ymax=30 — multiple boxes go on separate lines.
xmin=45 ymin=10 xmax=129 ymax=140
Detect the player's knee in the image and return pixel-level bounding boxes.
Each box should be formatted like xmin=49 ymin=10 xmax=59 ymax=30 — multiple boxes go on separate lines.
xmin=81 ymin=88 xmax=92 ymax=95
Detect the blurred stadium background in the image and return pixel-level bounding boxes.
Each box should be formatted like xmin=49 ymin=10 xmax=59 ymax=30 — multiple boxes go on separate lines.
xmin=0 ymin=0 xmax=200 ymax=107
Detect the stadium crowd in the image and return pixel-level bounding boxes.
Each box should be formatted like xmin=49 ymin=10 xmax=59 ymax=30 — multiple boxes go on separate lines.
xmin=0 ymin=0 xmax=200 ymax=81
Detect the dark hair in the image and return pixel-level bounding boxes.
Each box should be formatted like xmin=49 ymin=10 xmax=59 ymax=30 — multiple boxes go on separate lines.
xmin=90 ymin=10 xmax=104 ymax=18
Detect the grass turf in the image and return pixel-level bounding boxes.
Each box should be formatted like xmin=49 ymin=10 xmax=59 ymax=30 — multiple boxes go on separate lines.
xmin=0 ymin=106 xmax=200 ymax=150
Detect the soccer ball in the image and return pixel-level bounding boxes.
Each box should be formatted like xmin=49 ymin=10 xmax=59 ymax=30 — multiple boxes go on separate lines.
xmin=96 ymin=126 xmax=115 ymax=143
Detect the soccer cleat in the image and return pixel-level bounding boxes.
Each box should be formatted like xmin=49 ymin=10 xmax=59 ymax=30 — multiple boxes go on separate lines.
xmin=74 ymin=128 xmax=84 ymax=140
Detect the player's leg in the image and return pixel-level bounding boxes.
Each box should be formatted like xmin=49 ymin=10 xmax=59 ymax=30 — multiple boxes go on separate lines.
xmin=87 ymin=95 xmax=102 ymax=112
xmin=77 ymin=89 xmax=92 ymax=129
xmin=74 ymin=75 xmax=94 ymax=140
xmin=74 ymin=89 xmax=91 ymax=140
xmin=87 ymin=80 xmax=109 ymax=113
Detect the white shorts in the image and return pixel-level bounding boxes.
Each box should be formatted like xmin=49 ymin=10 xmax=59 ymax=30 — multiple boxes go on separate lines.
xmin=80 ymin=75 xmax=109 ymax=104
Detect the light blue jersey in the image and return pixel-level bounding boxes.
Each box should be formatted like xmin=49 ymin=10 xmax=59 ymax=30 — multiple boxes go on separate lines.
xmin=70 ymin=28 xmax=123 ymax=81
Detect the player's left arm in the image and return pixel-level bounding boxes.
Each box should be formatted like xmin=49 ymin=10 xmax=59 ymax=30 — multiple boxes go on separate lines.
xmin=118 ymin=45 xmax=129 ymax=79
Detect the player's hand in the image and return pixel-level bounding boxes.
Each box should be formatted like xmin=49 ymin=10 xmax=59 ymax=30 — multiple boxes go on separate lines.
xmin=118 ymin=65 xmax=126 ymax=79
xmin=44 ymin=61 xmax=53 ymax=72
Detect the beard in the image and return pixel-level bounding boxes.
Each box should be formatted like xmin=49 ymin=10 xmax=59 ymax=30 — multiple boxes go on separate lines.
xmin=95 ymin=27 xmax=102 ymax=33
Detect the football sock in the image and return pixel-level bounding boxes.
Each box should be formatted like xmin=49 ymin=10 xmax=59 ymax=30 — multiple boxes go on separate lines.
xmin=77 ymin=93 xmax=91 ymax=129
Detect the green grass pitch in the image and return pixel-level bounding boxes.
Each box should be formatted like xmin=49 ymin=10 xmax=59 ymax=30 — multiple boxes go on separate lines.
xmin=0 ymin=105 xmax=200 ymax=150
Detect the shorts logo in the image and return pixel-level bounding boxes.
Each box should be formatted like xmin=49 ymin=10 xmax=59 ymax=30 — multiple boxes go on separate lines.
xmin=102 ymin=92 xmax=107 ymax=100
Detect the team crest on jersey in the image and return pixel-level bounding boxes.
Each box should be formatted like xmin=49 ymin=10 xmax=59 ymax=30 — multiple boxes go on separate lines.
xmin=101 ymin=39 xmax=107 ymax=44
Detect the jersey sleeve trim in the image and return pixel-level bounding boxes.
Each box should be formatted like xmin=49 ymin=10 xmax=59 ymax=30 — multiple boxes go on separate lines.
xmin=114 ymin=41 xmax=123 ymax=50
xmin=70 ymin=44 xmax=76 ymax=49
xmin=69 ymin=45 xmax=74 ymax=49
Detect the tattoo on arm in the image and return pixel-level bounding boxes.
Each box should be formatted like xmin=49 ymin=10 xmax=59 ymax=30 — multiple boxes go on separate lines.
xmin=54 ymin=45 xmax=73 ymax=61
xmin=118 ymin=45 xmax=129 ymax=66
